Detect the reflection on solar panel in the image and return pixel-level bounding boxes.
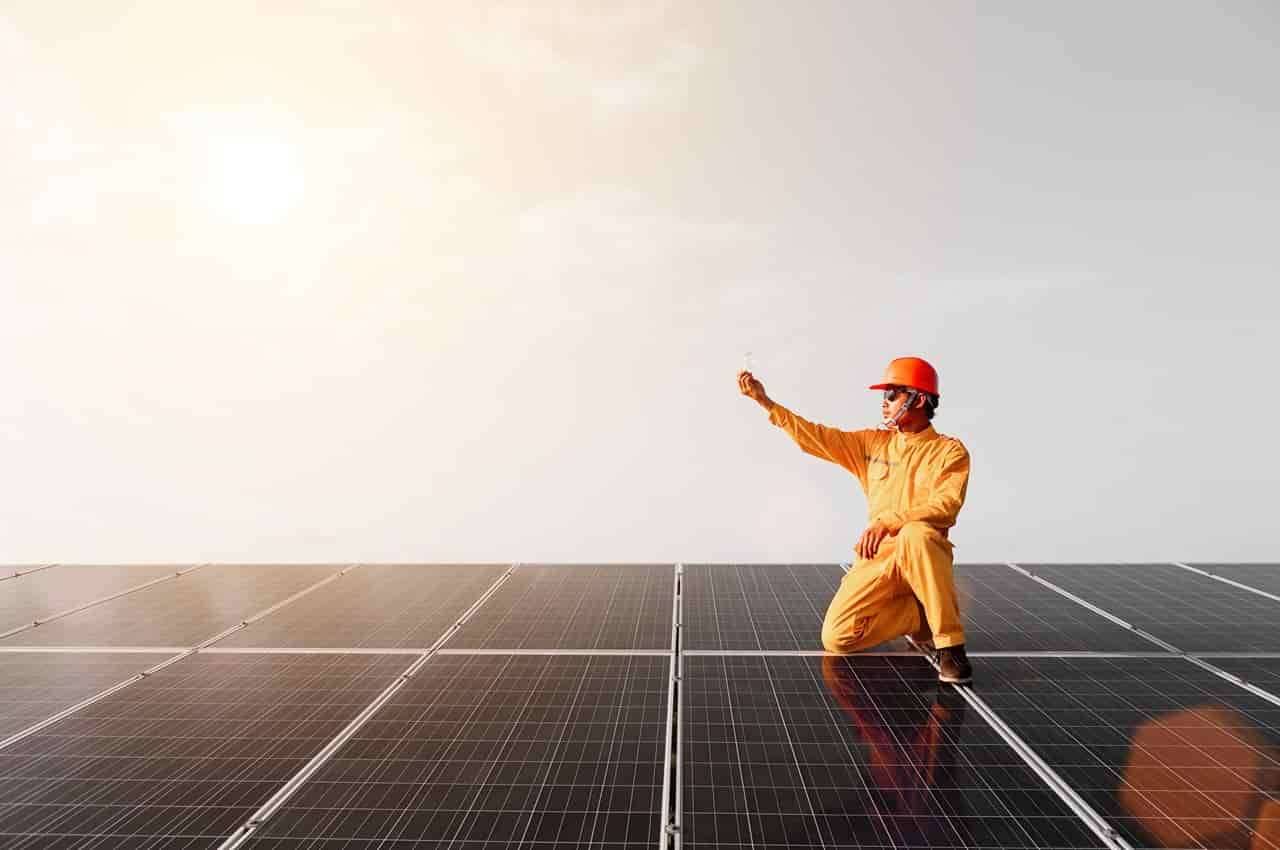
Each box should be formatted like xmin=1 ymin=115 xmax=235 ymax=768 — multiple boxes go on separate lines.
xmin=975 ymin=656 xmax=1280 ymax=850
xmin=242 ymin=653 xmax=670 ymax=848
xmin=683 ymin=655 xmax=1106 ymax=848
xmin=0 ymin=561 xmax=1276 ymax=850
xmin=0 ymin=565 xmax=339 ymax=647
xmin=1193 ymin=563 xmax=1280 ymax=598
xmin=221 ymin=564 xmax=509 ymax=648
xmin=445 ymin=564 xmax=673 ymax=650
xmin=1021 ymin=563 xmax=1280 ymax=652
xmin=0 ymin=564 xmax=188 ymax=635
xmin=954 ymin=564 xmax=1157 ymax=652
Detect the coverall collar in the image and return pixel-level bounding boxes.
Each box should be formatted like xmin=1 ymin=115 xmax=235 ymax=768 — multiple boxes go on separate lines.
xmin=894 ymin=424 xmax=938 ymax=446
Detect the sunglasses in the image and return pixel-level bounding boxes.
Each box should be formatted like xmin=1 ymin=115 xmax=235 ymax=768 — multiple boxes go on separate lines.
xmin=882 ymin=387 xmax=916 ymax=402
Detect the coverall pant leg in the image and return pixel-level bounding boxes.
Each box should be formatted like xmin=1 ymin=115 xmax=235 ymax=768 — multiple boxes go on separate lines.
xmin=821 ymin=521 xmax=966 ymax=653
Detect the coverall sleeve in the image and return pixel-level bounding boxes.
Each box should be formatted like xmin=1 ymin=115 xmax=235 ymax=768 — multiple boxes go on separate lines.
xmin=767 ymin=403 xmax=870 ymax=480
xmin=878 ymin=442 xmax=970 ymax=533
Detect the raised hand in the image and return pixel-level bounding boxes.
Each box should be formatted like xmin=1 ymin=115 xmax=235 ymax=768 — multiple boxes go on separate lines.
xmin=738 ymin=370 xmax=771 ymax=409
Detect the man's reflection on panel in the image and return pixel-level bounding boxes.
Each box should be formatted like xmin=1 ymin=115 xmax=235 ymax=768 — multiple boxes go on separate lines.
xmin=820 ymin=656 xmax=969 ymax=844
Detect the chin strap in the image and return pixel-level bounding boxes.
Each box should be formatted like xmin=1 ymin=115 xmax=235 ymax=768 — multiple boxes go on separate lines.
xmin=880 ymin=389 xmax=920 ymax=431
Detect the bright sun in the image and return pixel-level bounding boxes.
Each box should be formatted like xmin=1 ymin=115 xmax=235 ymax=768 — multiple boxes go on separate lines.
xmin=200 ymin=133 xmax=304 ymax=225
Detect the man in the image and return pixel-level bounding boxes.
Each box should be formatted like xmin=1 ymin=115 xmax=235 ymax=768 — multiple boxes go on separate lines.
xmin=737 ymin=356 xmax=973 ymax=684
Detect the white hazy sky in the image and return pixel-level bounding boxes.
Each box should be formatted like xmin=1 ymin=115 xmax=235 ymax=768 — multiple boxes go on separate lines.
xmin=3 ymin=2 xmax=1277 ymax=564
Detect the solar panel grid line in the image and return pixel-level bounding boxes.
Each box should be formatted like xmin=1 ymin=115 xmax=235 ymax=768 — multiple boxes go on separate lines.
xmin=0 ymin=645 xmax=182 ymax=653
xmin=216 ymin=563 xmax=518 ymax=849
xmin=971 ymin=656 xmax=1280 ymax=850
xmin=710 ymin=618 xmax=854 ymax=845
xmin=0 ymin=564 xmax=202 ymax=641
xmin=435 ymin=648 xmax=672 ymax=656
xmin=502 ymin=652 xmax=609 ymax=846
xmin=1019 ymin=563 xmax=1280 ymax=654
xmin=1181 ymin=654 xmax=1280 ymax=709
xmin=1004 ymin=562 xmax=1183 ymax=653
xmin=906 ymin=638 xmax=1135 ymax=850
xmin=1170 ymin=561 xmax=1280 ymax=603
xmin=0 ymin=652 xmax=415 ymax=849
xmin=234 ymin=563 xmax=362 ymax=627
xmin=1195 ymin=652 xmax=1280 ymax=658
xmin=1 ymin=564 xmax=351 ymax=648
xmin=671 ymin=564 xmax=685 ymax=850
xmin=204 ymin=646 xmax=428 ymax=655
xmin=659 ymin=564 xmax=680 ymax=850
xmin=1005 ymin=563 xmax=1280 ymax=706
xmin=0 ymin=564 xmax=59 ymax=582
xmin=193 ymin=565 xmax=364 ymax=650
xmin=0 ymin=641 xmax=195 ymax=752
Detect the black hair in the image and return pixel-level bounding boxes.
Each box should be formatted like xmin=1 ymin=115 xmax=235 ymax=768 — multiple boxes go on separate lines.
xmin=921 ymin=393 xmax=939 ymax=421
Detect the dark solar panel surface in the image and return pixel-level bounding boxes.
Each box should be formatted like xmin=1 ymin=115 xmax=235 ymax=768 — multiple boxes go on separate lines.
xmin=955 ymin=564 xmax=1157 ymax=652
xmin=1 ymin=565 xmax=339 ymax=647
xmin=681 ymin=564 xmax=849 ymax=651
xmin=1020 ymin=563 xmax=1280 ymax=653
xmin=1 ymin=562 xmax=1278 ymax=850
xmin=444 ymin=564 xmax=672 ymax=650
xmin=0 ymin=652 xmax=408 ymax=849
xmin=0 ymin=564 xmax=185 ymax=634
xmin=976 ymin=656 xmax=1280 ymax=850
xmin=221 ymin=564 xmax=508 ymax=648
xmin=1204 ymin=656 xmax=1280 ymax=694
xmin=242 ymin=653 xmax=669 ymax=849
xmin=682 ymin=654 xmax=1106 ymax=848
xmin=1194 ymin=563 xmax=1280 ymax=597
xmin=0 ymin=652 xmax=163 ymax=739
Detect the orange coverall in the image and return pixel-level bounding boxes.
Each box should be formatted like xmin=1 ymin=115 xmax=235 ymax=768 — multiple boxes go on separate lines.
xmin=768 ymin=404 xmax=971 ymax=652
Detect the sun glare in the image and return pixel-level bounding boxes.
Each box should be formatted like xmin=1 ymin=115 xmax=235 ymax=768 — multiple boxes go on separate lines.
xmin=200 ymin=133 xmax=304 ymax=225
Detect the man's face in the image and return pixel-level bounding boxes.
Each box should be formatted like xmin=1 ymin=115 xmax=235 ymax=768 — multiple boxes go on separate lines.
xmin=880 ymin=386 xmax=915 ymax=423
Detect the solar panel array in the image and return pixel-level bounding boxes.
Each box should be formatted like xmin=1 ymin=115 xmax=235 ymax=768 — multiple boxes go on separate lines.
xmin=0 ymin=561 xmax=1276 ymax=850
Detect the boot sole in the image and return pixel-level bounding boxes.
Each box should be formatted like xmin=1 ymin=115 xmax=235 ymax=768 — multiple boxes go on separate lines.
xmin=938 ymin=672 xmax=973 ymax=685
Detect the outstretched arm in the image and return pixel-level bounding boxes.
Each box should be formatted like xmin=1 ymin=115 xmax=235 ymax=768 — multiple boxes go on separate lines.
xmin=738 ymin=370 xmax=868 ymax=476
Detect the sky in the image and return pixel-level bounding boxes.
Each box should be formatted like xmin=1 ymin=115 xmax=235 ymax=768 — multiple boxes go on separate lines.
xmin=3 ymin=1 xmax=1277 ymax=564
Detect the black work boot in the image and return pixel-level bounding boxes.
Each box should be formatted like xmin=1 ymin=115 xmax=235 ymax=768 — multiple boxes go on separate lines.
xmin=937 ymin=644 xmax=973 ymax=685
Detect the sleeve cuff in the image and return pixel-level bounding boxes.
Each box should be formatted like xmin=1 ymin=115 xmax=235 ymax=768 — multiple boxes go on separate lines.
xmin=767 ymin=402 xmax=789 ymax=425
xmin=878 ymin=510 xmax=907 ymax=532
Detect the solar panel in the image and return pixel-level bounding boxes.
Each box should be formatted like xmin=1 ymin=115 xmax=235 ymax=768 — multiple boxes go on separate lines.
xmin=680 ymin=654 xmax=1108 ymax=848
xmin=1018 ymin=564 xmax=1280 ymax=653
xmin=973 ymin=655 xmax=1280 ymax=850
xmin=0 ymin=652 xmax=409 ymax=848
xmin=0 ymin=564 xmax=188 ymax=635
xmin=1192 ymin=563 xmax=1280 ymax=598
xmin=0 ymin=561 xmax=1275 ymax=849
xmin=239 ymin=653 xmax=670 ymax=848
xmin=0 ymin=565 xmax=340 ymax=648
xmin=444 ymin=564 xmax=673 ymax=650
xmin=219 ymin=564 xmax=509 ymax=648
xmin=0 ymin=651 xmax=168 ymax=739
xmin=681 ymin=564 xmax=851 ymax=651
xmin=1202 ymin=656 xmax=1280 ymax=693
xmin=954 ymin=564 xmax=1158 ymax=652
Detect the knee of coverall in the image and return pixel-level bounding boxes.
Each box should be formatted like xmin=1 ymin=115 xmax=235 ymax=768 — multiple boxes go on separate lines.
xmin=897 ymin=521 xmax=948 ymax=550
xmin=821 ymin=615 xmax=873 ymax=655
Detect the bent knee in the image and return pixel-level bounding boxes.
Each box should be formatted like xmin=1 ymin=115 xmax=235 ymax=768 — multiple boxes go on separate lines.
xmin=821 ymin=618 xmax=872 ymax=654
xmin=898 ymin=521 xmax=944 ymax=546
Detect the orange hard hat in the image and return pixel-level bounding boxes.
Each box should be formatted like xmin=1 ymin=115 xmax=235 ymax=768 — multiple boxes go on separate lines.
xmin=868 ymin=356 xmax=939 ymax=396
